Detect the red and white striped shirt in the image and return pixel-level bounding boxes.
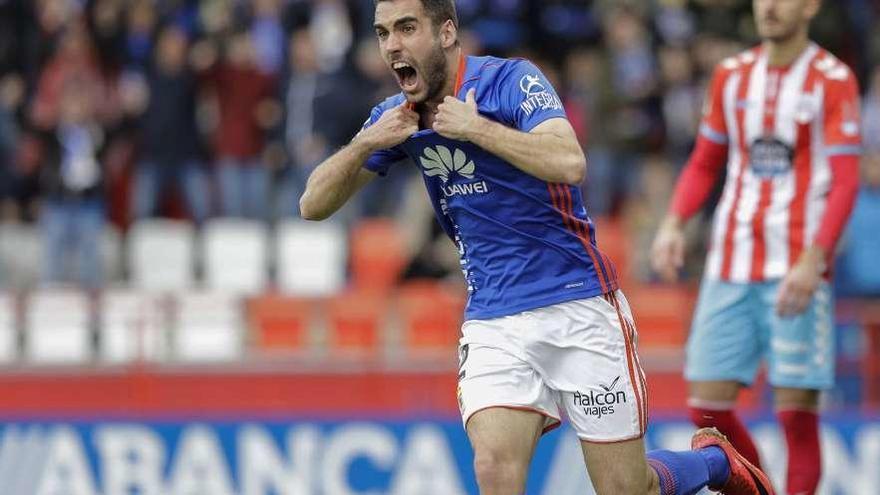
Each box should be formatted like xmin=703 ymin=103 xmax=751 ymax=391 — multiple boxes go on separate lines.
xmin=688 ymin=43 xmax=861 ymax=282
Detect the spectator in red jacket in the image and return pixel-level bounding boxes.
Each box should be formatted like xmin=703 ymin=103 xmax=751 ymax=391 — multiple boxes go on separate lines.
xmin=206 ymin=30 xmax=277 ymax=219
xmin=29 ymin=19 xmax=118 ymax=131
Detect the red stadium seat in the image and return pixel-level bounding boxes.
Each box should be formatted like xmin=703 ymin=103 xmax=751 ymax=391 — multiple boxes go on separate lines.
xmin=325 ymin=290 xmax=388 ymax=356
xmin=350 ymin=219 xmax=407 ymax=294
xmin=397 ymin=280 xmax=466 ymax=354
xmin=624 ymin=283 xmax=696 ymax=349
xmin=247 ymin=294 xmax=313 ymax=353
xmin=592 ymin=216 xmax=631 ymax=283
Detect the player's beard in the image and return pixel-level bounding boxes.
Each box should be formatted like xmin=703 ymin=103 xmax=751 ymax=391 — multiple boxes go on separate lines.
xmin=421 ymin=40 xmax=448 ymax=103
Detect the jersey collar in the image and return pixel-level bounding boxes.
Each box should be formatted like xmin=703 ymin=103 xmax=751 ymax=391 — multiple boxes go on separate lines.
xmin=453 ymin=51 xmax=467 ymax=96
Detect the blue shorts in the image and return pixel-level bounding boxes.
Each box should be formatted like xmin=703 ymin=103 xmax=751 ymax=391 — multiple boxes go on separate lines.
xmin=684 ymin=279 xmax=834 ymax=390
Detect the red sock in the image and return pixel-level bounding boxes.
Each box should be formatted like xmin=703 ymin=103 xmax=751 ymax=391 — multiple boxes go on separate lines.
xmin=778 ymin=409 xmax=821 ymax=495
xmin=689 ymin=406 xmax=763 ymax=469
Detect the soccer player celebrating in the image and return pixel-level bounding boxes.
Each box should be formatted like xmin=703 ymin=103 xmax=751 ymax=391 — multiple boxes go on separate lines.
xmin=652 ymin=1 xmax=861 ymax=494
xmin=301 ymin=1 xmax=775 ymax=493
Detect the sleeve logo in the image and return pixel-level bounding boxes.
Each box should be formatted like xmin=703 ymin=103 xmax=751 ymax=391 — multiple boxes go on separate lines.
xmin=520 ymin=74 xmax=546 ymax=96
xmin=841 ymin=101 xmax=860 ymax=136
xmin=518 ymin=74 xmax=562 ymax=117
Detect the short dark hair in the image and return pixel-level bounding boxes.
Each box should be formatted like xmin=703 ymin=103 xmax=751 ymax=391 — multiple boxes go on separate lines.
xmin=374 ymin=0 xmax=459 ymax=28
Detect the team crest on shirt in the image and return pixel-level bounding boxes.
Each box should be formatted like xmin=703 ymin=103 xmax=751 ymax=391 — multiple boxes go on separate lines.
xmin=750 ymin=136 xmax=794 ymax=177
xmin=420 ymin=145 xmax=490 ymax=197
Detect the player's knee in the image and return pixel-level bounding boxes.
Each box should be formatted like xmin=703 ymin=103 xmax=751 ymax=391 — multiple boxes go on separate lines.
xmin=472 ymin=450 xmax=527 ymax=492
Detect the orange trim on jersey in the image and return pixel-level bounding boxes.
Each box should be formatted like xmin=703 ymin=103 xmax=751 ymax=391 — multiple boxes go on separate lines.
xmin=601 ymin=250 xmax=619 ymax=286
xmin=548 ymin=183 xmax=610 ymax=293
xmin=566 ymin=186 xmax=614 ymax=291
xmin=626 ymin=314 xmax=648 ymax=435
xmin=625 ymin=315 xmax=649 ymax=433
xmin=606 ymin=292 xmax=647 ymax=435
xmin=567 ymin=187 xmax=615 ymax=291
xmin=605 ymin=291 xmax=645 ymax=389
xmin=788 ymin=61 xmax=822 ymax=265
xmin=454 ymin=52 xmax=467 ymax=95
xmin=721 ymin=59 xmax=758 ymax=280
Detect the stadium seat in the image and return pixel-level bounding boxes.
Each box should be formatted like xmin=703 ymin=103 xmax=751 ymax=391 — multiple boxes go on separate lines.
xmin=101 ymin=224 xmax=124 ymax=284
xmin=276 ymin=220 xmax=346 ymax=296
xmin=128 ymin=219 xmax=195 ymax=291
xmin=172 ymin=291 xmax=243 ymax=362
xmin=350 ymin=218 xmax=407 ymax=293
xmin=591 ymin=216 xmax=630 ymax=283
xmin=623 ymin=283 xmax=695 ymax=349
xmin=0 ymin=293 xmax=16 ymax=362
xmin=24 ymin=289 xmax=92 ymax=364
xmin=0 ymin=222 xmax=43 ymax=290
xmin=203 ymin=218 xmax=269 ymax=294
xmin=325 ymin=290 xmax=388 ymax=356
xmin=397 ymin=280 xmax=465 ymax=355
xmin=99 ymin=289 xmax=168 ymax=363
xmin=247 ymin=294 xmax=313 ymax=353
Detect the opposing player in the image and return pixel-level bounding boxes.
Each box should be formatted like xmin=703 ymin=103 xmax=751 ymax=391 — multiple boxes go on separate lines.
xmin=301 ymin=0 xmax=776 ymax=493
xmin=652 ymin=1 xmax=861 ymax=494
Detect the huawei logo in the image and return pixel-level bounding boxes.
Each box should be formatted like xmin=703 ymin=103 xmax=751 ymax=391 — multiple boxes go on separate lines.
xmin=420 ymin=145 xmax=475 ymax=183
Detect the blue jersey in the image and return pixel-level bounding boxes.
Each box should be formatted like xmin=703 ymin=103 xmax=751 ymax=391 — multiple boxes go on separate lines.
xmin=363 ymin=55 xmax=619 ymax=320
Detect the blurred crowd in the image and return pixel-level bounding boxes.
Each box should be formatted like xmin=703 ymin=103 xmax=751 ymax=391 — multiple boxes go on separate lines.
xmin=0 ymin=0 xmax=878 ymax=294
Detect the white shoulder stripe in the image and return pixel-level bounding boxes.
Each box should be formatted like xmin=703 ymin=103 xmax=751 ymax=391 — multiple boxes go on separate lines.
xmin=699 ymin=123 xmax=728 ymax=144
xmin=825 ymin=144 xmax=862 ymax=156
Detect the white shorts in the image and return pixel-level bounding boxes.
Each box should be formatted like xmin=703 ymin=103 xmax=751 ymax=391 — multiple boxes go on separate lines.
xmin=457 ymin=291 xmax=648 ymax=442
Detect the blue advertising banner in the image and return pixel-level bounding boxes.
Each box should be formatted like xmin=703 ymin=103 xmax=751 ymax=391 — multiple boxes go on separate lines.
xmin=0 ymin=414 xmax=877 ymax=494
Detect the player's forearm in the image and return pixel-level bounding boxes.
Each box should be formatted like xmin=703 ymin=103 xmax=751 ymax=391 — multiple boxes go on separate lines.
xmin=299 ymin=139 xmax=373 ymax=221
xmin=467 ymin=117 xmax=585 ymax=185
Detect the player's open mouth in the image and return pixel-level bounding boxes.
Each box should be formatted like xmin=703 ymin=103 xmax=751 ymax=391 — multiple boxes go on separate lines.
xmin=392 ymin=61 xmax=419 ymax=92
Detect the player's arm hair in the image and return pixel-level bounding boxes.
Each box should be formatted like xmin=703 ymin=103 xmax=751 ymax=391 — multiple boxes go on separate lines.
xmin=299 ymin=142 xmax=377 ymax=221
xmin=466 ymin=117 xmax=585 ymax=185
